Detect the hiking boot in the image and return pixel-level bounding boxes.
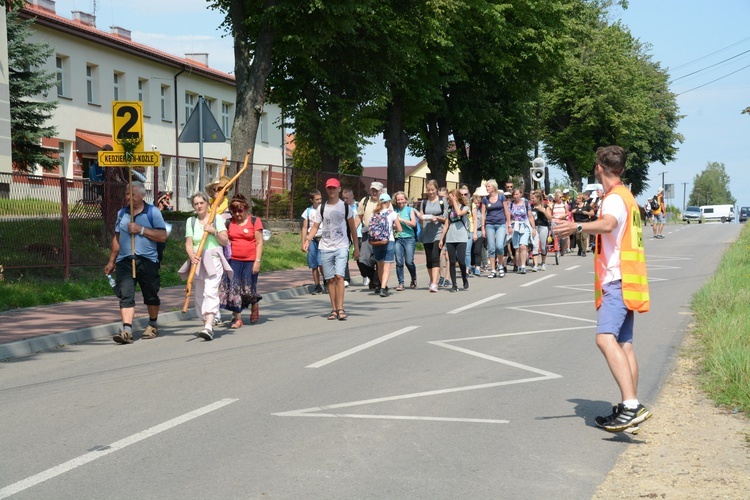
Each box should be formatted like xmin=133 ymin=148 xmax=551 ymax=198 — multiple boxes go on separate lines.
xmin=199 ymin=328 xmax=214 ymax=341
xmin=311 ymin=284 xmax=323 ymax=295
xmin=113 ymin=330 xmax=133 ymax=344
xmin=141 ymin=325 xmax=158 ymax=340
xmin=602 ymin=403 xmax=651 ymax=432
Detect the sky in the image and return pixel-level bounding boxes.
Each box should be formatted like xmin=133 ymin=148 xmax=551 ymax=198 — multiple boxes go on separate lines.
xmin=51 ymin=0 xmax=750 ymax=209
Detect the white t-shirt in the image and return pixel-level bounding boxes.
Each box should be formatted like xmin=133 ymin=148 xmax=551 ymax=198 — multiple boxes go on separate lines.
xmin=385 ymin=210 xmax=398 ymax=242
xmin=599 ymin=193 xmax=628 ymax=285
xmin=311 ymin=199 xmax=353 ymax=251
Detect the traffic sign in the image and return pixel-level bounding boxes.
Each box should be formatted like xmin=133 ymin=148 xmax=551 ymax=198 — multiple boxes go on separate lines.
xmin=112 ymin=101 xmax=144 ymax=152
xmin=98 ymin=150 xmax=160 ymax=167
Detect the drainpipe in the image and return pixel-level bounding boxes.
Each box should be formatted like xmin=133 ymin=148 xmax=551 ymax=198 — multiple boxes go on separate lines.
xmin=173 ymin=67 xmax=186 ymax=210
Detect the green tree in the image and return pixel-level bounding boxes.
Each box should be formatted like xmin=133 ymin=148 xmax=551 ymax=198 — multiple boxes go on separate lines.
xmin=689 ymin=162 xmax=735 ymax=206
xmin=7 ymin=10 xmax=59 ymax=173
xmin=540 ymin=4 xmax=682 ymax=196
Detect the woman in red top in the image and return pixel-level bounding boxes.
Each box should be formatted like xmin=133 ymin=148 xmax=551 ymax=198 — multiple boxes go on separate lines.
xmin=219 ymin=194 xmax=264 ymax=328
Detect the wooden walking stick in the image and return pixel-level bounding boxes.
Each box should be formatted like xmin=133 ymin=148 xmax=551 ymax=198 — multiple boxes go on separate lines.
xmin=182 ymin=149 xmax=251 ymax=313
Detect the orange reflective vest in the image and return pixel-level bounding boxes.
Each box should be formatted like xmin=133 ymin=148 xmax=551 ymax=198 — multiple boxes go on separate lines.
xmin=594 ymin=185 xmax=650 ymax=312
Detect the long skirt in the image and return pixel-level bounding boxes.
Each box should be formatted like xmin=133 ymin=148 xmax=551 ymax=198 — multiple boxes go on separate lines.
xmin=219 ymin=259 xmax=261 ymax=313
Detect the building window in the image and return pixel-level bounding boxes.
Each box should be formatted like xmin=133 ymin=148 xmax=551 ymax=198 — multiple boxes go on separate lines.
xmin=113 ymin=72 xmax=122 ymax=100
xmin=160 ymin=85 xmax=171 ymax=121
xmin=186 ymin=160 xmax=197 ymax=195
xmin=55 ymin=56 xmax=66 ymax=97
xmin=259 ymin=112 xmax=269 ymax=143
xmin=221 ymin=102 xmax=232 ymax=138
xmin=138 ymin=78 xmax=150 ymax=116
xmin=86 ymin=64 xmax=98 ymax=104
xmin=184 ymin=92 xmax=196 ymax=122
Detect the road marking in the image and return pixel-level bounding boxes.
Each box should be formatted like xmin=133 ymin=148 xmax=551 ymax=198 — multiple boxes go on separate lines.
xmin=307 ymin=326 xmax=419 ymax=368
xmin=0 ymin=399 xmax=238 ymax=499
xmin=446 ymin=293 xmax=505 ymax=315
xmin=440 ymin=325 xmax=596 ymax=343
xmin=564 ymin=265 xmax=580 ymax=270
xmin=507 ymin=306 xmax=597 ymax=323
xmin=520 ymin=274 xmax=556 ymax=287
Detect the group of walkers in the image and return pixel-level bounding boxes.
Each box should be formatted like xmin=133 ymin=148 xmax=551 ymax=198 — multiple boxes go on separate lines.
xmin=105 ymin=177 xmax=264 ymax=343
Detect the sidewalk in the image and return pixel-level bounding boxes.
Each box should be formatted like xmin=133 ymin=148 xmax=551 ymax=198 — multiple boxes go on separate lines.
xmin=0 ymin=252 xmax=428 ymax=361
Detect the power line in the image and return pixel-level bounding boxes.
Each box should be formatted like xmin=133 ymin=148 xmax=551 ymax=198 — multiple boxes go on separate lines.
xmin=676 ymin=63 xmax=750 ymax=96
xmin=671 ymin=48 xmax=750 ymax=82
xmin=671 ymin=35 xmax=750 ymax=71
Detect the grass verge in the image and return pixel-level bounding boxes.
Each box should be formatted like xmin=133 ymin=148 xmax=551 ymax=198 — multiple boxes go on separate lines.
xmin=690 ymin=223 xmax=750 ymax=414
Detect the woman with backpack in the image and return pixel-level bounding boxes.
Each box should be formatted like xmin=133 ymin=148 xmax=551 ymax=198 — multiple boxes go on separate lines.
xmin=179 ymin=192 xmax=231 ymax=341
xmin=393 ymin=191 xmax=418 ymax=291
xmin=219 ymin=194 xmax=264 ymax=328
xmin=438 ymin=189 xmax=470 ymax=292
xmin=508 ymin=188 xmax=537 ymax=274
xmin=416 ymin=179 xmax=447 ymax=292
xmin=368 ymin=193 xmax=402 ymax=297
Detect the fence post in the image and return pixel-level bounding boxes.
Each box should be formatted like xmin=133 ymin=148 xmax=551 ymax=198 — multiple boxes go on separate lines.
xmin=265 ymin=164 xmax=272 ymax=220
xmin=60 ymin=176 xmax=71 ymax=280
xmin=289 ymin=166 xmax=295 ymax=220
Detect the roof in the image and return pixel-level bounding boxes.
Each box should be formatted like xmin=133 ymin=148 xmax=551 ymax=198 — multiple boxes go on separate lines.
xmin=362 ymin=165 xmax=420 ymax=179
xmin=75 ymin=130 xmax=113 ymax=154
xmin=20 ymin=4 xmax=235 ymax=86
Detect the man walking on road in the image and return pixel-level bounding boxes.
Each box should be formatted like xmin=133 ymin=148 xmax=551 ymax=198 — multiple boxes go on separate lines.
xmin=652 ymin=187 xmax=666 ymax=239
xmin=303 ymin=178 xmax=360 ymax=320
xmin=104 ymin=181 xmax=167 ymax=344
xmin=554 ymin=145 xmax=651 ymax=433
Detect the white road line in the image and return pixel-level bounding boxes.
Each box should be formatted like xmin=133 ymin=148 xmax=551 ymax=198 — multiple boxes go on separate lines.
xmin=564 ymin=265 xmax=580 ymax=270
xmin=446 ymin=293 xmax=506 ymax=315
xmin=520 ymin=274 xmax=556 ymax=287
xmin=293 ymin=414 xmax=509 ymax=424
xmin=0 ymin=398 xmax=238 ymax=499
xmin=440 ymin=325 xmax=596 ymax=343
xmin=506 ymin=306 xmax=597 ymax=323
xmin=430 ymin=342 xmax=562 ymax=378
xmin=307 ymin=326 xmax=419 ymax=368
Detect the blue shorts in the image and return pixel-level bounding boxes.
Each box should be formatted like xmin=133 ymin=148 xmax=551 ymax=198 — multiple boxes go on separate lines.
xmin=512 ymin=229 xmax=531 ymax=248
xmin=307 ymin=238 xmax=322 ymax=269
xmin=320 ymin=248 xmax=349 ymax=280
xmin=371 ymin=240 xmax=395 ymax=263
xmin=654 ymin=213 xmax=665 ymax=223
xmin=597 ymin=280 xmax=634 ymax=343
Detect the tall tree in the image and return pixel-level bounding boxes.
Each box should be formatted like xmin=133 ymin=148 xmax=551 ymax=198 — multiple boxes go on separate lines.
xmin=7 ymin=10 xmax=59 ymax=173
xmin=688 ymin=162 xmax=735 ymax=206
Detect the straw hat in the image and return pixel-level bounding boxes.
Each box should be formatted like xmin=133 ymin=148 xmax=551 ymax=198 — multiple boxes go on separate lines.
xmin=207 ymin=175 xmax=232 ymax=192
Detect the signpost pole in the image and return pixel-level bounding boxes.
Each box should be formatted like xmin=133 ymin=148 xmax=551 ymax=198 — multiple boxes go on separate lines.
xmin=198 ymin=96 xmax=205 ymax=192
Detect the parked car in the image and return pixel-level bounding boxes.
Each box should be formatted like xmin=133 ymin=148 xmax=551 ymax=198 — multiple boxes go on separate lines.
xmin=682 ymin=206 xmax=703 ymax=224
xmin=740 ymin=207 xmax=749 ymax=223
xmin=701 ymin=204 xmax=735 ymax=223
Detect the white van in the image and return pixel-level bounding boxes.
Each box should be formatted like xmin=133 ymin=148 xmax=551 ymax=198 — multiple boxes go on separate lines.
xmin=700 ymin=204 xmax=734 ymax=223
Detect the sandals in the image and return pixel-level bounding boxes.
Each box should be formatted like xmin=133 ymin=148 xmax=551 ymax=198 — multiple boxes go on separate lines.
xmin=337 ymin=309 xmax=347 ymax=321
xmin=409 ymin=279 xmax=417 ymax=289
xmin=230 ymin=318 xmax=243 ymax=329
xmin=250 ymin=304 xmax=260 ymax=324
xmin=395 ymin=284 xmax=405 ymax=291
xmin=328 ymin=310 xmax=339 ymax=320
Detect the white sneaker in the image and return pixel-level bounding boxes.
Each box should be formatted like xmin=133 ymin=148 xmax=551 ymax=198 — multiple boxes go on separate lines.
xmin=344 ymin=280 xmax=350 ymax=287
xmin=429 ymin=283 xmax=439 ymax=293
xmin=540 ymin=263 xmax=547 ymax=271
xmin=531 ymin=266 xmax=538 ymax=272
xmin=363 ymin=277 xmax=370 ymax=287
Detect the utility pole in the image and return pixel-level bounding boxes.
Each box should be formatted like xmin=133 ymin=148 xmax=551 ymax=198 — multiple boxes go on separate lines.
xmin=682 ymin=182 xmax=688 ymax=211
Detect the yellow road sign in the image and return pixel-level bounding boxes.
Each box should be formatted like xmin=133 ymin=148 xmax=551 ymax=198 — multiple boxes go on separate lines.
xmin=112 ymin=101 xmax=144 ymax=152
xmin=98 ymin=151 xmax=160 ymax=167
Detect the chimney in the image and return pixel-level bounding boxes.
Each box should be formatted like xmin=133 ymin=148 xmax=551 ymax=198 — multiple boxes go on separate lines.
xmin=185 ymin=53 xmax=209 ymax=67
xmin=71 ymin=10 xmax=96 ymax=28
xmin=110 ymin=26 xmax=132 ymax=41
xmin=29 ymin=0 xmax=56 ymax=13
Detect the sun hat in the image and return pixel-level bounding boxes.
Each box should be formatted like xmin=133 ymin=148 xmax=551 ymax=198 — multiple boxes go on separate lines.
xmin=473 ymin=185 xmax=489 ymax=197
xmin=207 ymin=175 xmax=232 ymax=192
xmin=325 ymin=177 xmax=341 ymax=188
xmin=379 ymin=193 xmax=391 ymax=202
xmin=563 ymin=188 xmax=570 ymax=194
xmin=657 ymin=187 xmax=664 ymax=193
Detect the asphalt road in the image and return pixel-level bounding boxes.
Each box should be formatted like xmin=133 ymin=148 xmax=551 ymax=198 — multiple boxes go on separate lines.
xmin=0 ymin=222 xmax=742 ymax=499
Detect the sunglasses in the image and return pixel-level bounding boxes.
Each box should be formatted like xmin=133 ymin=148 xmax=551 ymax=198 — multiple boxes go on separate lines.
xmin=231 ymin=209 xmax=245 ymax=214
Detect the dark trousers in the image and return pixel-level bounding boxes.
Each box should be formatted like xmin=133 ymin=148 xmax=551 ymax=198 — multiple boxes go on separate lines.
xmin=445 ymin=241 xmax=467 ymax=285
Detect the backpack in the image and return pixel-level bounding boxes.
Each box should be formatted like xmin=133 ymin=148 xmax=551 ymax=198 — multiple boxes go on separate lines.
xmin=368 ymin=211 xmax=391 ymax=246
xmin=650 ymin=197 xmax=660 ymax=211
xmin=319 ymin=200 xmax=352 ymax=244
xmin=117 ymin=204 xmax=166 ymax=262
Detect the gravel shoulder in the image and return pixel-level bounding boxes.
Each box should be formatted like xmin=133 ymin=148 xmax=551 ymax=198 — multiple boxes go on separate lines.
xmin=593 ymin=330 xmax=750 ymax=499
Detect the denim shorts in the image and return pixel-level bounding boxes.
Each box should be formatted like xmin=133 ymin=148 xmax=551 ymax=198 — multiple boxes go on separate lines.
xmin=597 ymin=280 xmax=634 ymax=343
xmin=372 ymin=240 xmax=395 ymax=263
xmin=307 ymin=238 xmax=322 ymax=269
xmin=654 ymin=213 xmax=665 ymax=223
xmin=320 ymin=247 xmax=349 ymax=280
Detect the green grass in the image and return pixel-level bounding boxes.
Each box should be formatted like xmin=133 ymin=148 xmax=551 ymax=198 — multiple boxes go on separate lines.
xmin=0 ymin=230 xmax=307 ymax=312
xmin=0 ymin=197 xmax=61 ymax=216
xmin=690 ymin=223 xmax=750 ymax=415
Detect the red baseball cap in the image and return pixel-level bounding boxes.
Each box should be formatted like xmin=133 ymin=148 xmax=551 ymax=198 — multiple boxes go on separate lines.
xmin=325 ymin=178 xmax=341 ymax=188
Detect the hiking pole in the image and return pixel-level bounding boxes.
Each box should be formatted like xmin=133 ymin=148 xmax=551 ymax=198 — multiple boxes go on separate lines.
xmin=182 ymin=149 xmax=251 ymax=313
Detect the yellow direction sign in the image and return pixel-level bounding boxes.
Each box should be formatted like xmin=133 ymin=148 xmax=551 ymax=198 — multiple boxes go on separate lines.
xmin=112 ymin=101 xmax=144 ymax=153
xmin=98 ymin=150 xmax=160 ymax=167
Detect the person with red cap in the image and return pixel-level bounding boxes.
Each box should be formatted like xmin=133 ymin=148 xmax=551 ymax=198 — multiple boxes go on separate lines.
xmin=303 ymin=178 xmax=360 ymax=320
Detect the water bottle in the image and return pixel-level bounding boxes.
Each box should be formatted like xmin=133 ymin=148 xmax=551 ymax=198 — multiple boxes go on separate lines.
xmin=107 ymin=274 xmax=116 ymax=288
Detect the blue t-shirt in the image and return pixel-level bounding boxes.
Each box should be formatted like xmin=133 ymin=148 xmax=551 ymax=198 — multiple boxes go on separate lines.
xmin=482 ymin=194 xmax=508 ymax=225
xmin=115 ymin=204 xmax=166 ymax=263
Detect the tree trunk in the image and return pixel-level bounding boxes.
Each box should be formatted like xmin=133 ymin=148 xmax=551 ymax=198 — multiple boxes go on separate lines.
xmin=566 ymin=159 xmax=582 ymax=191
xmin=384 ymin=95 xmax=408 ymax=193
xmin=424 ymin=114 xmax=450 ymax=187
xmin=230 ymin=0 xmax=278 ymax=196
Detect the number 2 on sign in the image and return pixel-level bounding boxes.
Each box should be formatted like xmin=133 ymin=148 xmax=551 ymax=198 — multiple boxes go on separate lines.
xmin=113 ymin=101 xmax=143 ymax=144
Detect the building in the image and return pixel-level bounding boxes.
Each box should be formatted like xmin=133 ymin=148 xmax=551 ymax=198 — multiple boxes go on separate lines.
xmin=363 ymin=160 xmax=461 ymax=202
xmin=9 ymin=0 xmax=285 ymax=210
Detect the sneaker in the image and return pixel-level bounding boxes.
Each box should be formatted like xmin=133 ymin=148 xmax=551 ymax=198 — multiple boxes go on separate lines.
xmin=602 ymin=403 xmax=651 ymax=432
xmin=344 ymin=280 xmax=350 ymax=288
xmin=213 ymin=317 xmax=223 ymax=326
xmin=595 ymin=405 xmax=642 ymax=435
xmin=462 ymin=278 xmax=469 ymax=290
xmin=363 ymin=277 xmax=370 ymax=287
xmin=450 ymin=286 xmax=458 ymax=293
xmin=474 ymin=268 xmax=481 ymax=277
xmin=443 ymin=279 xmax=452 ymax=288
xmin=380 ymin=287 xmax=389 ymax=298
xmin=311 ymin=284 xmax=323 ymax=295
xmin=498 ymin=267 xmax=506 ymax=278
xmin=374 ymin=287 xmax=381 ymax=294
xmin=540 ymin=263 xmax=547 ymax=271
xmin=531 ymin=265 xmax=538 ymax=272
xmin=141 ymin=325 xmax=158 ymax=340
xmin=488 ymin=271 xmax=496 ymax=278
xmin=199 ymin=328 xmax=214 ymax=341
xmin=438 ymin=277 xmax=445 ymax=287
xmin=429 ymin=283 xmax=439 ymax=293
xmin=518 ymin=267 xmax=526 ymax=274
xmin=113 ymin=330 xmax=133 ymax=344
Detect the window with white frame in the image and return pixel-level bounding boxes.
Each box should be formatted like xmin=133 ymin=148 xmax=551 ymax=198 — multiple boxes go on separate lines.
xmin=113 ymin=71 xmax=123 ymax=100
xmin=86 ymin=64 xmax=99 ymax=104
xmin=184 ymin=92 xmax=196 ymax=123
xmin=221 ymin=102 xmax=232 ymax=138
xmin=186 ymin=160 xmax=198 ymax=196
xmin=259 ymin=112 xmax=269 ymax=143
xmin=138 ymin=78 xmax=150 ymax=116
xmin=160 ymin=84 xmax=171 ymax=121
xmin=55 ymin=55 xmax=68 ymax=97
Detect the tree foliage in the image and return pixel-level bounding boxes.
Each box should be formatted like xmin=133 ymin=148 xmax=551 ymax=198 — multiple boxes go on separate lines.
xmin=688 ymin=162 xmax=735 ymax=206
xmin=7 ymin=10 xmax=60 ymax=173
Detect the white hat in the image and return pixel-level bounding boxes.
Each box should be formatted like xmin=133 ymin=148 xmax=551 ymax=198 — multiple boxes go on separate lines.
xmin=370 ymin=181 xmax=384 ymax=191
xmin=563 ymin=188 xmax=570 ymax=194
xmin=473 ymin=185 xmax=489 ymax=197
xmin=657 ymin=187 xmax=664 ymax=193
